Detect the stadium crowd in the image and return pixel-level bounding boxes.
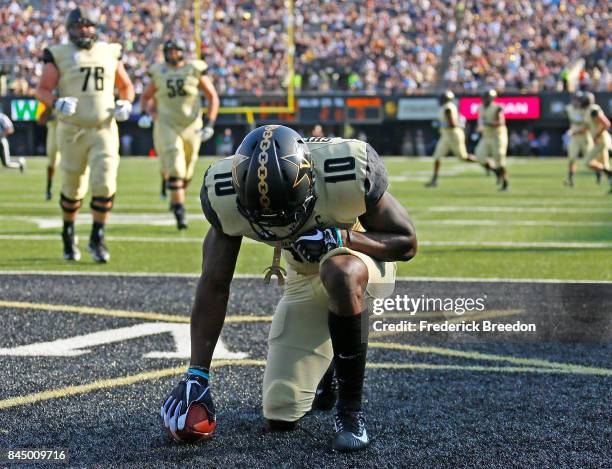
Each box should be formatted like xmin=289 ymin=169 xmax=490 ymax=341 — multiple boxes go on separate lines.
xmin=0 ymin=0 xmax=610 ymax=96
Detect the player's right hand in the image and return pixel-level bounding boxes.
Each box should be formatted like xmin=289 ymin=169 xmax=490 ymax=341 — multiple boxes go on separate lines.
xmin=54 ymin=97 xmax=78 ymax=116
xmin=138 ymin=114 xmax=152 ymax=128
xmin=160 ymin=372 xmax=216 ymax=439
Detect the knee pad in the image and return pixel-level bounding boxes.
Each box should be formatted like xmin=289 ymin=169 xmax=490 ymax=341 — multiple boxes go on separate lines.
xmin=263 ymin=379 xmax=305 ymax=422
xmin=90 ymin=194 xmax=115 ymax=213
xmin=60 ymin=193 xmax=82 ymax=213
xmin=167 ymin=177 xmax=185 ymax=192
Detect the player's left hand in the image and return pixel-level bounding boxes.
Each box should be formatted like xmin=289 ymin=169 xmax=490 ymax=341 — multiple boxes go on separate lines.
xmin=114 ymin=100 xmax=133 ymax=122
xmin=200 ymin=125 xmax=214 ymax=142
xmin=292 ymin=228 xmax=342 ymax=262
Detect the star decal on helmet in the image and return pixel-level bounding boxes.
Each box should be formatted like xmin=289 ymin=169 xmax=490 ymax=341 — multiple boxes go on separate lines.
xmin=281 ymin=153 xmax=312 ymax=189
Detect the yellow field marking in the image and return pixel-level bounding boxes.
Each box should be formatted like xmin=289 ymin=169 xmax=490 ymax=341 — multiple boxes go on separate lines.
xmin=1 ymin=356 xmax=609 ymax=410
xmin=0 ymin=359 xmax=266 ymax=410
xmin=369 ymin=309 xmax=523 ymax=339
xmin=0 ymin=300 xmax=272 ymax=324
xmin=366 ymin=362 xmax=609 ymax=375
xmin=369 ymin=342 xmax=612 ymax=376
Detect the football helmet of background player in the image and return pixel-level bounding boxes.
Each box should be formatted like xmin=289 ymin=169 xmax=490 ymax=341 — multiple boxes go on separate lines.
xmin=571 ymin=90 xmax=584 ymax=106
xmin=163 ymin=39 xmax=186 ymax=65
xmin=232 ymin=125 xmax=316 ymax=241
xmin=66 ymin=7 xmax=99 ymax=50
xmin=438 ymin=90 xmax=455 ymax=105
xmin=579 ymin=92 xmax=595 ymax=109
xmin=482 ymin=89 xmax=497 ymax=105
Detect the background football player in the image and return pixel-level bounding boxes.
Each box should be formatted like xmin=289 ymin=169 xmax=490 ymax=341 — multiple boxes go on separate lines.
xmin=580 ymin=92 xmax=612 ymax=193
xmin=138 ymin=39 xmax=219 ymax=230
xmin=0 ymin=112 xmax=25 ymax=172
xmin=426 ymin=90 xmax=476 ymax=187
xmin=35 ymin=7 xmax=134 ymax=262
xmin=475 ymin=89 xmax=509 ymax=191
xmin=564 ymin=91 xmax=591 ymax=187
xmin=36 ymin=105 xmax=61 ymax=200
xmin=160 ymin=125 xmax=417 ymax=452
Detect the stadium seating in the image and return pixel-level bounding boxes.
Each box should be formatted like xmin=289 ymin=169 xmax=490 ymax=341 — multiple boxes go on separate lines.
xmin=0 ymin=0 xmax=609 ymax=96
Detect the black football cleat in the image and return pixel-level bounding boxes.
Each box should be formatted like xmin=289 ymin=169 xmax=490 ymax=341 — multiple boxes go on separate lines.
xmin=62 ymin=234 xmax=81 ymax=261
xmin=499 ymin=179 xmax=509 ymax=192
xmin=18 ymin=158 xmax=26 ymax=173
xmin=45 ymin=190 xmax=53 ymax=201
xmin=332 ymin=410 xmax=369 ymax=452
xmin=87 ymin=239 xmax=110 ymax=263
xmin=425 ymin=179 xmax=438 ymax=188
xmin=563 ymin=179 xmax=574 ymax=188
xmin=312 ymin=369 xmax=337 ymax=411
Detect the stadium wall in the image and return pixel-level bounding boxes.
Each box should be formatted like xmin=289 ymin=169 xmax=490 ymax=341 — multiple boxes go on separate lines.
xmin=2 ymin=93 xmax=611 ymax=156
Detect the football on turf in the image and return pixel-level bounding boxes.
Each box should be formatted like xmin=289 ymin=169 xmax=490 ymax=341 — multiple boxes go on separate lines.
xmin=171 ymin=403 xmax=217 ymax=443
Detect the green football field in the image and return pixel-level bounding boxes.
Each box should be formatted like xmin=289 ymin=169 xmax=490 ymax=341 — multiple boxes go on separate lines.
xmin=1 ymin=156 xmax=611 ymax=280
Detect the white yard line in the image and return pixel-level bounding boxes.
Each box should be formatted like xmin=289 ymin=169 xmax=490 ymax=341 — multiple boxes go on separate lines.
xmin=2 ymin=214 xmax=611 ymax=229
xmin=2 ymin=234 xmax=612 ymax=249
xmin=0 ymin=270 xmax=609 ymax=284
xmin=428 ymin=206 xmax=612 ymax=214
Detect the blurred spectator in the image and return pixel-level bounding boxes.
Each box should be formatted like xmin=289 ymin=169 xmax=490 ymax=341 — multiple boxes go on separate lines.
xmin=0 ymin=0 xmax=609 ymax=95
xmin=311 ymin=124 xmax=324 ymax=137
xmin=217 ymin=127 xmax=234 ymax=155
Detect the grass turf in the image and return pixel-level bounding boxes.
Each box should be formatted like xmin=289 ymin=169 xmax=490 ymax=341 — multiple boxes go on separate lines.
xmin=1 ymin=156 xmax=611 ymax=280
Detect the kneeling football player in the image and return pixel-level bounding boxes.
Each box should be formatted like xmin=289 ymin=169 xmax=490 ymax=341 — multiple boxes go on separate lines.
xmin=161 ymin=126 xmax=417 ymax=452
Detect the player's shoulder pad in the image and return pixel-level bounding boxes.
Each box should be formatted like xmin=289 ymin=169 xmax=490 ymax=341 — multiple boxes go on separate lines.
xmin=191 ymin=60 xmax=208 ymax=75
xmin=108 ymin=42 xmax=123 ymax=60
xmin=200 ymin=157 xmax=234 ymax=232
xmin=147 ymin=62 xmax=161 ymax=77
xmin=364 ymin=143 xmax=388 ymax=209
xmin=42 ymin=47 xmax=55 ymax=64
xmin=590 ymin=104 xmax=602 ymax=114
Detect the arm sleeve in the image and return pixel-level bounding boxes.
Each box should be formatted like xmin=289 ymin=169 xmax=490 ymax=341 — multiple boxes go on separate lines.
xmin=42 ymin=48 xmax=55 ymax=64
xmin=364 ymin=143 xmax=388 ymax=209
xmin=200 ymin=169 xmax=224 ymax=231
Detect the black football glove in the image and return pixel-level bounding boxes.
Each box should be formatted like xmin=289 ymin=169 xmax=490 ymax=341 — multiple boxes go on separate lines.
xmin=160 ymin=372 xmax=216 ymax=440
xmin=292 ymin=228 xmax=342 ymax=263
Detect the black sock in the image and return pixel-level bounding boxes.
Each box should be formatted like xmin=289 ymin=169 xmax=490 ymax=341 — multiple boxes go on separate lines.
xmin=568 ymin=171 xmax=574 ymax=182
xmin=90 ymin=221 xmax=105 ymax=243
xmin=172 ymin=203 xmax=185 ymax=219
xmin=431 ymin=173 xmax=438 ymax=182
xmin=161 ymin=178 xmax=167 ymax=196
xmin=47 ymin=178 xmax=52 ymax=193
xmin=62 ymin=220 xmax=75 ymax=238
xmin=328 ymin=311 xmax=367 ymax=412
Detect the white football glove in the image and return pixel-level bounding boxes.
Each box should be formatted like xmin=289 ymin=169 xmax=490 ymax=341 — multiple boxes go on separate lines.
xmin=161 ymin=373 xmax=216 ymax=440
xmin=292 ymin=228 xmax=342 ymax=263
xmin=138 ymin=114 xmax=152 ymax=128
xmin=54 ymin=97 xmax=78 ymax=116
xmin=200 ymin=125 xmax=214 ymax=142
xmin=114 ymin=100 xmax=132 ymax=122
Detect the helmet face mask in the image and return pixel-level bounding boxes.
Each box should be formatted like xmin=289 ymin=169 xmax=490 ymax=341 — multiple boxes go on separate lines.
xmin=483 ymin=89 xmax=497 ymax=105
xmin=580 ymin=92 xmax=595 ymax=108
xmin=232 ymin=126 xmax=317 ymax=241
xmin=163 ymin=40 xmax=186 ymax=65
xmin=439 ymin=90 xmax=454 ymax=105
xmin=67 ymin=8 xmax=98 ymax=49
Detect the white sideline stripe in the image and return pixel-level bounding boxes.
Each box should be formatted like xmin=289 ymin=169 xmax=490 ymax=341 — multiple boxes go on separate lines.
xmin=2 ymin=234 xmax=612 ymax=249
xmin=421 ymin=220 xmax=612 ymax=226
xmin=429 ymin=206 xmax=612 ymax=214
xmin=3 ymin=215 xmax=612 ymax=228
xmin=0 ymin=271 xmax=610 ymax=284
